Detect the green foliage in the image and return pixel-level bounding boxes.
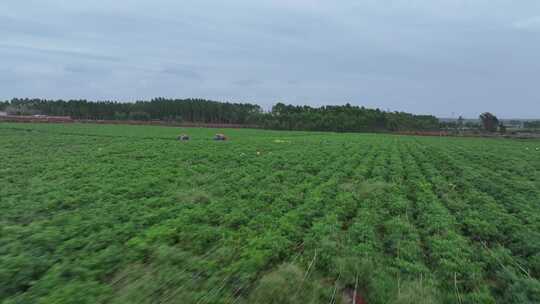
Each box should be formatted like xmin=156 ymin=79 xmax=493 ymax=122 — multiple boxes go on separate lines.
xmin=1 ymin=123 xmax=539 ymax=304
xmin=496 ymin=269 xmax=540 ymax=303
xmin=267 ymin=102 xmax=440 ymax=132
xmin=391 ymin=281 xmax=441 ymax=304
xmin=248 ymin=263 xmax=332 ymax=304
xmin=2 ymin=98 xmax=441 ymax=132
xmin=480 ymin=112 xmax=500 ymax=133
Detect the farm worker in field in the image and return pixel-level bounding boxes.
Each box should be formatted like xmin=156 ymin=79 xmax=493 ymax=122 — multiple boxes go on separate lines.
xmin=214 ymin=133 xmax=227 ymax=141
xmin=177 ymin=134 xmax=190 ymax=141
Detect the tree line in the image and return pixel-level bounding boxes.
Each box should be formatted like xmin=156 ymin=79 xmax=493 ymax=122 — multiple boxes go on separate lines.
xmin=524 ymin=121 xmax=540 ymax=129
xmin=265 ymin=102 xmax=439 ymax=132
xmin=1 ymin=98 xmax=440 ymax=132
xmin=1 ymin=98 xmax=262 ymax=125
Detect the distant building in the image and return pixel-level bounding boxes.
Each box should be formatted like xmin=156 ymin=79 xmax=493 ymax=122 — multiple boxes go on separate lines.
xmin=0 ymin=111 xmax=7 ymax=116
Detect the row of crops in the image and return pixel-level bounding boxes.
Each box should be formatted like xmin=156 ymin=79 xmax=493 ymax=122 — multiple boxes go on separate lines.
xmin=1 ymin=123 xmax=539 ymax=303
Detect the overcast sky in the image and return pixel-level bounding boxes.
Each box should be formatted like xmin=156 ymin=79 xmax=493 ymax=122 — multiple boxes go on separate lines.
xmin=1 ymin=0 xmax=539 ymax=118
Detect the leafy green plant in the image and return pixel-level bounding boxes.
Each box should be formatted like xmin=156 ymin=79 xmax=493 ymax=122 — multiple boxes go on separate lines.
xmin=1 ymin=122 xmax=539 ymax=304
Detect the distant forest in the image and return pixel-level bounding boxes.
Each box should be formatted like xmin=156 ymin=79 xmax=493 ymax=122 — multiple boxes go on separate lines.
xmin=0 ymin=98 xmax=440 ymax=132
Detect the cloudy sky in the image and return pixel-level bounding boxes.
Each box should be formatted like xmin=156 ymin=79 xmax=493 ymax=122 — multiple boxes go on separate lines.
xmin=1 ymin=0 xmax=539 ymax=118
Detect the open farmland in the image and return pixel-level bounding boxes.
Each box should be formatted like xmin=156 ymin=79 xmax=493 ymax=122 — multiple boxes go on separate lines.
xmin=1 ymin=123 xmax=540 ymax=304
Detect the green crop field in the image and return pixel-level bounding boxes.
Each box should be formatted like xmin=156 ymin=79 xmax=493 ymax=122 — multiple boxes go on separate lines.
xmin=1 ymin=123 xmax=539 ymax=304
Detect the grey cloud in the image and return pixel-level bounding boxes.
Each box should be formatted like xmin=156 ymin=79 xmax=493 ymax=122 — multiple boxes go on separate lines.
xmin=1 ymin=0 xmax=540 ymax=118
xmin=161 ymin=67 xmax=203 ymax=80
xmin=64 ymin=64 xmax=110 ymax=75
xmin=232 ymin=79 xmax=263 ymax=87
xmin=0 ymin=16 xmax=64 ymax=38
xmin=513 ymin=16 xmax=540 ymax=31
xmin=0 ymin=43 xmax=120 ymax=62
